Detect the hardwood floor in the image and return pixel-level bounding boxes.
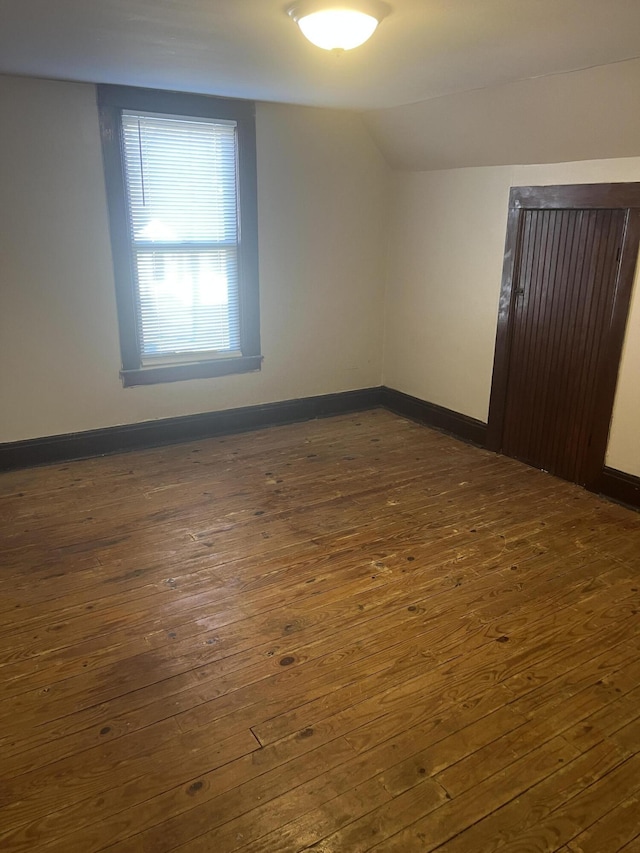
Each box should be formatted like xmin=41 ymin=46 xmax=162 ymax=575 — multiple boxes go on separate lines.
xmin=1 ymin=409 xmax=639 ymax=852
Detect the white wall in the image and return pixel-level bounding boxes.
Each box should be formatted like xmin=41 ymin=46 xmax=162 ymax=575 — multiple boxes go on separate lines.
xmin=383 ymin=166 xmax=511 ymax=423
xmin=384 ymin=158 xmax=640 ymax=477
xmin=0 ymin=75 xmax=389 ymax=443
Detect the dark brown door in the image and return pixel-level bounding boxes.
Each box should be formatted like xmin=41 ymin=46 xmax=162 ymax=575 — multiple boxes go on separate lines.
xmin=488 ymin=184 xmax=640 ymax=490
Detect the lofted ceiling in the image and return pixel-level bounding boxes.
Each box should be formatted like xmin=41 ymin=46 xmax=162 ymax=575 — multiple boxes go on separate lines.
xmin=1 ymin=1 xmax=640 ymax=111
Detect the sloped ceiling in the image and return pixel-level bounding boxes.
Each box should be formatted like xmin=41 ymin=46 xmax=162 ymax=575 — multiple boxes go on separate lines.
xmin=0 ymin=0 xmax=639 ymax=111
xmin=364 ymin=57 xmax=640 ymax=170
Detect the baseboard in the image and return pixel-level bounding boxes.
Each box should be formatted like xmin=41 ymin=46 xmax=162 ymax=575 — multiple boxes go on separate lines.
xmin=381 ymin=387 xmax=487 ymax=447
xmin=0 ymin=387 xmax=382 ymax=471
xmin=10 ymin=387 xmax=631 ymax=506
xmin=599 ymin=466 xmax=640 ymax=511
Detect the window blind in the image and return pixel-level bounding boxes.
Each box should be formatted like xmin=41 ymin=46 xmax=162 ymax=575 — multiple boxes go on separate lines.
xmin=121 ymin=112 xmax=241 ymax=363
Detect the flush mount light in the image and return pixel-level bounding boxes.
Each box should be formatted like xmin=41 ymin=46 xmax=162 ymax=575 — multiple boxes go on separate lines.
xmin=287 ymin=0 xmax=391 ymax=51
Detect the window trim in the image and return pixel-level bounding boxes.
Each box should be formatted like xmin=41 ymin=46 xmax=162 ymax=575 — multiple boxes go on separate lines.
xmin=97 ymin=84 xmax=261 ymax=387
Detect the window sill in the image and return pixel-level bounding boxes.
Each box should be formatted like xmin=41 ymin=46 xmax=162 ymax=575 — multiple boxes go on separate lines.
xmin=121 ymin=355 xmax=263 ymax=387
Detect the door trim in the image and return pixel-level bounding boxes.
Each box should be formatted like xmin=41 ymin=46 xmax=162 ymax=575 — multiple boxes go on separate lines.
xmin=511 ymin=183 xmax=640 ymax=210
xmin=487 ymin=183 xmax=640 ymax=491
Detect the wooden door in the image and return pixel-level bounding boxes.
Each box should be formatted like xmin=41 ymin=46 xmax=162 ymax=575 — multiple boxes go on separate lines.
xmin=487 ymin=184 xmax=640 ymax=489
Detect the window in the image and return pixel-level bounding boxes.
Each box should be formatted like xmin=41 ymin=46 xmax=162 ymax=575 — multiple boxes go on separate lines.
xmin=98 ymin=85 xmax=261 ymax=386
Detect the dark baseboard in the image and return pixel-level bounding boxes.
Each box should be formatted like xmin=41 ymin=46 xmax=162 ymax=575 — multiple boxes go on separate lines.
xmin=7 ymin=384 xmax=632 ymax=509
xmin=0 ymin=386 xmax=494 ymax=471
xmin=599 ymin=466 xmax=640 ymax=511
xmin=381 ymin=387 xmax=487 ymax=447
xmin=0 ymin=387 xmax=382 ymax=471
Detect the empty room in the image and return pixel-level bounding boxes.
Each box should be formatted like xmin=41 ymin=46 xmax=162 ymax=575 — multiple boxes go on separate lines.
xmin=2 ymin=1 xmax=640 ymax=851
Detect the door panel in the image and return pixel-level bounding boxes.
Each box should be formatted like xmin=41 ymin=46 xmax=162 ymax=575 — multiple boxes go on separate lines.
xmin=500 ymin=207 xmax=626 ymax=485
xmin=488 ymin=184 xmax=640 ymax=492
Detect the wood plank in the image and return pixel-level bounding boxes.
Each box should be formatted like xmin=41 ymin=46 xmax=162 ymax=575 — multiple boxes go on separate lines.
xmin=432 ymin=739 xmax=631 ymax=853
xmin=367 ymin=736 xmax=581 ymax=852
xmin=490 ymin=753 xmax=640 ymax=852
xmin=568 ymin=796 xmax=640 ymax=853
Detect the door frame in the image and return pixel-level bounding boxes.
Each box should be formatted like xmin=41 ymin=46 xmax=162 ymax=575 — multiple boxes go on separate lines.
xmin=486 ymin=182 xmax=640 ymax=490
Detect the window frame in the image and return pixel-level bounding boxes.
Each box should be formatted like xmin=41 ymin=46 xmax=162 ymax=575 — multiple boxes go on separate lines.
xmin=98 ymin=84 xmax=261 ymax=387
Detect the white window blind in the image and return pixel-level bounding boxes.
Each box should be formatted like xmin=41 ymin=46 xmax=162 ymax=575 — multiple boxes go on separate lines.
xmin=121 ymin=112 xmax=241 ymax=363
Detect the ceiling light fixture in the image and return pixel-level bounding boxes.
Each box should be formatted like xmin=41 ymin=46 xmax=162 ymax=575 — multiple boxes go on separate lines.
xmin=287 ymin=1 xmax=391 ymax=51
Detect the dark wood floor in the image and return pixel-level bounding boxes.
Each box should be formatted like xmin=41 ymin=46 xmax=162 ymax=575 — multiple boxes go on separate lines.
xmin=1 ymin=409 xmax=639 ymax=852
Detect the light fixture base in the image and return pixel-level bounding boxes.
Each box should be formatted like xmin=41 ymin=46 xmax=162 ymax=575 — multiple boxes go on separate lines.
xmin=287 ymin=0 xmax=391 ymax=25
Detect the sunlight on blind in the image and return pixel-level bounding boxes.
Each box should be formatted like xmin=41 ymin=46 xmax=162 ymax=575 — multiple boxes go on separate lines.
xmin=121 ymin=112 xmax=240 ymax=361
